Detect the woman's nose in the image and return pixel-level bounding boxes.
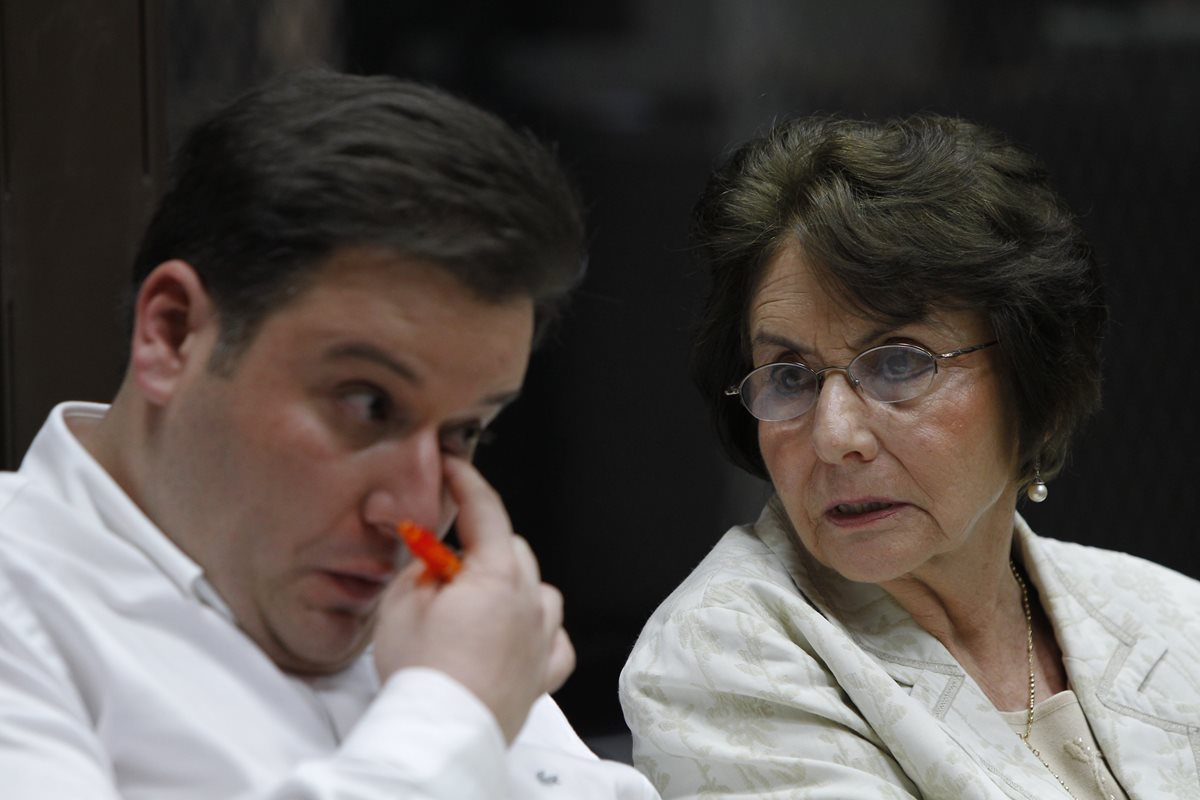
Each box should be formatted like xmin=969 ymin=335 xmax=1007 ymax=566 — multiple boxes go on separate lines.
xmin=809 ymin=372 xmax=879 ymax=465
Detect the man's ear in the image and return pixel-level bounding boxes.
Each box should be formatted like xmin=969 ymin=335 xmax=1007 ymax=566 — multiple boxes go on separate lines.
xmin=129 ymin=260 xmax=217 ymax=405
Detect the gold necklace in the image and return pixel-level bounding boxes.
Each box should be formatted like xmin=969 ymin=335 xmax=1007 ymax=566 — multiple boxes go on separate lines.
xmin=1010 ymin=561 xmax=1078 ymax=799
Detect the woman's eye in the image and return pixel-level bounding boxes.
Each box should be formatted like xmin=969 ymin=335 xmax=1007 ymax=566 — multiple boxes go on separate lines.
xmin=769 ymin=364 xmax=812 ymax=395
xmin=874 ymin=348 xmax=929 ymax=382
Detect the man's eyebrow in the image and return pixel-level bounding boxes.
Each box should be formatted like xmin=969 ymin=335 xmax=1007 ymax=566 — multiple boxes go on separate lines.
xmin=325 ymin=342 xmax=420 ymax=383
xmin=482 ymin=388 xmax=523 ymax=408
xmin=324 ymin=342 xmax=522 ymax=406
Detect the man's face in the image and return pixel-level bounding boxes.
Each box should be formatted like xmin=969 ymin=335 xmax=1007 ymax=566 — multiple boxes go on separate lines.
xmin=149 ymin=248 xmax=533 ymax=674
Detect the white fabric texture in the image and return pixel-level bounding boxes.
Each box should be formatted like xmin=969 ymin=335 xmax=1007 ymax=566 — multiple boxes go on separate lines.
xmin=0 ymin=402 xmax=659 ymax=800
xmin=620 ymin=497 xmax=1200 ymax=799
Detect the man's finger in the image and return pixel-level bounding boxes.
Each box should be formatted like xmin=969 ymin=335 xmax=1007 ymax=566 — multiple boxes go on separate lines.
xmin=544 ymin=628 xmax=576 ymax=695
xmin=442 ymin=457 xmax=513 ymax=561
xmin=511 ymin=534 xmax=542 ymax=585
xmin=539 ymin=582 xmax=563 ymax=636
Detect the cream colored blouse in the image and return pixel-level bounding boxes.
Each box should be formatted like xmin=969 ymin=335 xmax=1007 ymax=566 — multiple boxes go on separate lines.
xmin=999 ymin=690 xmax=1128 ymax=800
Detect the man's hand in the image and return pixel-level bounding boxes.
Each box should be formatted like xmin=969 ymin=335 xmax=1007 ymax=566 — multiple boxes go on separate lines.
xmin=372 ymin=458 xmax=575 ymax=744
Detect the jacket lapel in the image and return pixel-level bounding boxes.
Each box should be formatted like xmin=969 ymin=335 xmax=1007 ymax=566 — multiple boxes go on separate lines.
xmin=778 ymin=525 xmax=1070 ymax=798
xmin=1021 ymin=523 xmax=1200 ymax=799
xmin=760 ymin=500 xmax=1200 ymax=798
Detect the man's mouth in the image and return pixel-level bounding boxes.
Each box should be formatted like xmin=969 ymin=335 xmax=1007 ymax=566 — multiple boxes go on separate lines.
xmin=322 ymin=570 xmax=391 ymax=603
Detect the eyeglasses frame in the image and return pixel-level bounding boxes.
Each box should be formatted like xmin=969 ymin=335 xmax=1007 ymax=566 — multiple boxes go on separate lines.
xmin=724 ymin=340 xmax=1000 ymax=421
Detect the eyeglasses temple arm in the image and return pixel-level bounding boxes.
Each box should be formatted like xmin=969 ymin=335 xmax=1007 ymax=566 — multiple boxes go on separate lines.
xmin=935 ymin=340 xmax=999 ymax=359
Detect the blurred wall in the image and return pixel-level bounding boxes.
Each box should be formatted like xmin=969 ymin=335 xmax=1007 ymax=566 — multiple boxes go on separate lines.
xmin=0 ymin=0 xmax=165 ymax=466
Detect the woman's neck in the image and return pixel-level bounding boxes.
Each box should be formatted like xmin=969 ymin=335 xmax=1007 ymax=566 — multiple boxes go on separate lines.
xmin=880 ymin=542 xmax=1066 ymax=711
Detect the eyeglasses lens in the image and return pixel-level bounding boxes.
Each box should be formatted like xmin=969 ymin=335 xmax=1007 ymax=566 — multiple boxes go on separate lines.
xmin=739 ymin=363 xmax=817 ymax=421
xmin=851 ymin=345 xmax=937 ymax=403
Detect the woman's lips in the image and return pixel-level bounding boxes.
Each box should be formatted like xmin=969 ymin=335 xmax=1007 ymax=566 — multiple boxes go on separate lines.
xmin=824 ymin=499 xmax=907 ymax=527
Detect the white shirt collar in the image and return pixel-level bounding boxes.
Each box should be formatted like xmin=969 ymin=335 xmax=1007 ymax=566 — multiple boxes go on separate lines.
xmin=20 ymin=401 xmax=231 ymax=618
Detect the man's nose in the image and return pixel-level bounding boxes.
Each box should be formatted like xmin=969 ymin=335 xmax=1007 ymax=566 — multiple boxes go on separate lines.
xmin=362 ymin=428 xmax=447 ymax=535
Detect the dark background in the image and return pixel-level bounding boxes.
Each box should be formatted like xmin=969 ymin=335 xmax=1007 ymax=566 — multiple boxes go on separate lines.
xmin=3 ymin=0 xmax=1198 ymax=750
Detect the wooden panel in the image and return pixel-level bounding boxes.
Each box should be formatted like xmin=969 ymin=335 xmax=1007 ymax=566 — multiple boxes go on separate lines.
xmin=0 ymin=0 xmax=164 ymax=466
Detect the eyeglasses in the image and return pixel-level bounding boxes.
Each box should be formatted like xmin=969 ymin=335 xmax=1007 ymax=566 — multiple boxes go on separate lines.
xmin=725 ymin=340 xmax=998 ymax=422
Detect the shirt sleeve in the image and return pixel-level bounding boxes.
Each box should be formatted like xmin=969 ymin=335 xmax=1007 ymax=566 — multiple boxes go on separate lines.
xmin=620 ymin=603 xmax=922 ymax=800
xmin=287 ymin=677 xmax=662 ymax=800
xmin=507 ymin=696 xmax=662 ymax=800
xmin=271 ymin=668 xmax=512 ymax=799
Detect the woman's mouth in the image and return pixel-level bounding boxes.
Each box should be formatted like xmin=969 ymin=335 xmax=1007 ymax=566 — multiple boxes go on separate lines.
xmin=826 ymin=500 xmax=905 ymax=526
xmin=833 ymin=501 xmax=894 ymax=515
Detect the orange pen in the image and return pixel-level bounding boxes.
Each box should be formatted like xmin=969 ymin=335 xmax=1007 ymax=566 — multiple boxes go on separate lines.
xmin=395 ymin=520 xmax=462 ymax=582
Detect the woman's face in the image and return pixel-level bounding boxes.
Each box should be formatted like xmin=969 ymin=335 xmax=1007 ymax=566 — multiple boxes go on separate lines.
xmin=750 ymin=243 xmax=1021 ymax=585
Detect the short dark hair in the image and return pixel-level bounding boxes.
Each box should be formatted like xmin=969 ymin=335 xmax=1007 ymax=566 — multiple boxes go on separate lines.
xmin=690 ymin=114 xmax=1107 ymax=488
xmin=134 ymin=68 xmax=585 ymax=367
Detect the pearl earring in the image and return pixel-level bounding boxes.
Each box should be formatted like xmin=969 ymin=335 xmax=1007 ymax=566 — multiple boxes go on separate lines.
xmin=1026 ymin=460 xmax=1048 ymax=503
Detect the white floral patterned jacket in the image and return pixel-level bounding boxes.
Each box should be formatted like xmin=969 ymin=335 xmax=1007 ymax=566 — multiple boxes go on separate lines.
xmin=620 ymin=498 xmax=1200 ymax=799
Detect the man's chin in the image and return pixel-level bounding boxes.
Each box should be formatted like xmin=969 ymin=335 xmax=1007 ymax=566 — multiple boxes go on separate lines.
xmin=262 ymin=610 xmax=376 ymax=676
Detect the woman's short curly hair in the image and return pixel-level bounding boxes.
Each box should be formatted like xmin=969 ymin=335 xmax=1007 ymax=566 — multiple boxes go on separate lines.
xmin=690 ymin=114 xmax=1107 ymax=489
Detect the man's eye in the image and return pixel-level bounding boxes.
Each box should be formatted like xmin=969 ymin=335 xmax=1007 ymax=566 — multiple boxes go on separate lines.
xmin=440 ymin=423 xmax=492 ymax=457
xmin=341 ymin=388 xmax=391 ymax=424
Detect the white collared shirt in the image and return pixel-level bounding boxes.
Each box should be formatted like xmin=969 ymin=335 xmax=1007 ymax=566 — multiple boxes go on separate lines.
xmin=0 ymin=402 xmax=657 ymax=800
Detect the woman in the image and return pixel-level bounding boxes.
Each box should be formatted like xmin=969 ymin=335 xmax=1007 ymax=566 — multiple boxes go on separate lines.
xmin=619 ymin=115 xmax=1200 ymax=799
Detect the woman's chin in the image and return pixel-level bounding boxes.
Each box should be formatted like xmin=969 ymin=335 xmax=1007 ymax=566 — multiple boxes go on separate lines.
xmin=803 ymin=532 xmax=930 ymax=586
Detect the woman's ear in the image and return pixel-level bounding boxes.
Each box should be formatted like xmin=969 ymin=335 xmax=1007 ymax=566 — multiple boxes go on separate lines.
xmin=128 ymin=260 xmax=217 ymax=406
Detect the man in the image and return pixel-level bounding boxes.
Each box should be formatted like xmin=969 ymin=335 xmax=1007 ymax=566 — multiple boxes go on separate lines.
xmin=0 ymin=69 xmax=657 ymax=799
